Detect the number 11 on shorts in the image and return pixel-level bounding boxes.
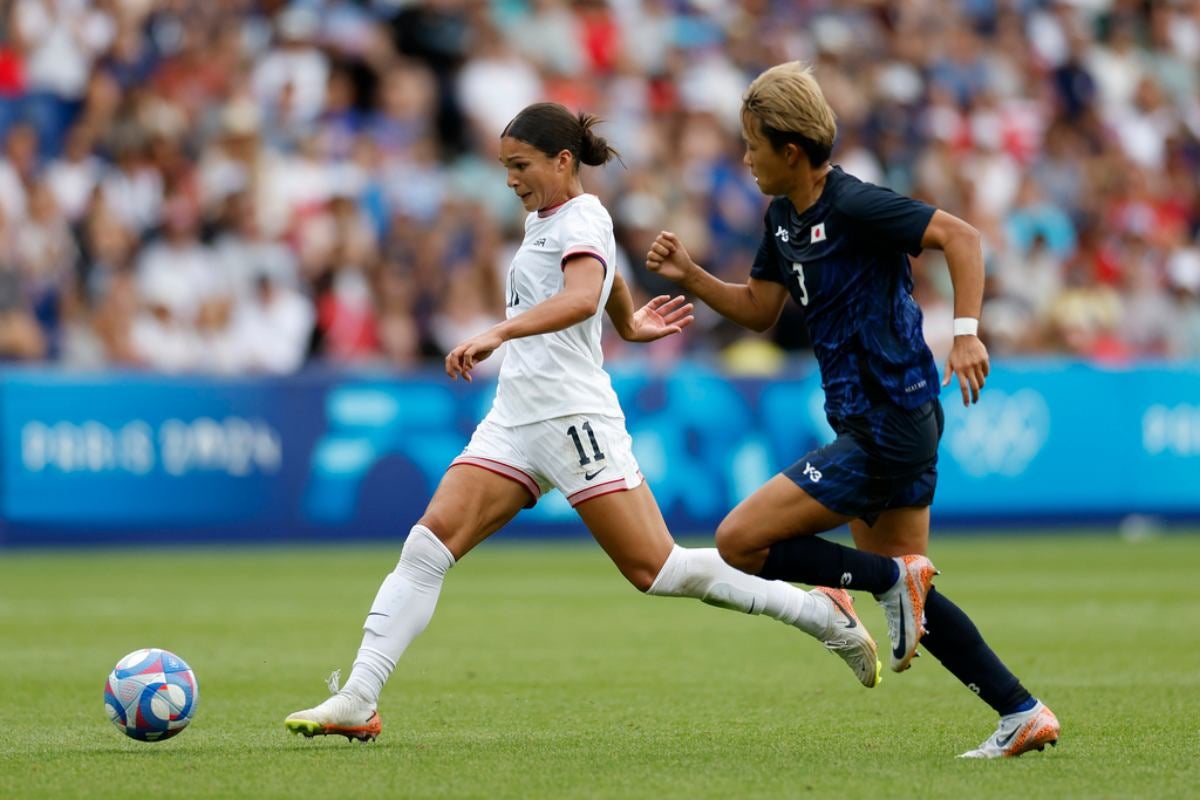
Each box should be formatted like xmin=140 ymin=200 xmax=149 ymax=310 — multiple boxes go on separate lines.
xmin=566 ymin=422 xmax=605 ymax=466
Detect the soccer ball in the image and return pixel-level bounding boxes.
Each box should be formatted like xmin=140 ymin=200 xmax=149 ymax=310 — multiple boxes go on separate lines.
xmin=103 ymin=648 xmax=199 ymax=741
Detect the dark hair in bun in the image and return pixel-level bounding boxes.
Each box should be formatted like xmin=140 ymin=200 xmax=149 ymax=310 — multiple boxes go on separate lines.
xmin=502 ymin=102 xmax=620 ymax=169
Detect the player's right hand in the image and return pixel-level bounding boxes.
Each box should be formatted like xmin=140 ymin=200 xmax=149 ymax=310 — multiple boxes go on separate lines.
xmin=645 ymin=231 xmax=694 ymax=284
xmin=446 ymin=330 xmax=503 ymax=383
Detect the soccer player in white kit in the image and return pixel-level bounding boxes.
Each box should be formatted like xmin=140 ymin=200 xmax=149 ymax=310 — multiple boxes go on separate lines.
xmin=284 ymin=103 xmax=882 ymax=742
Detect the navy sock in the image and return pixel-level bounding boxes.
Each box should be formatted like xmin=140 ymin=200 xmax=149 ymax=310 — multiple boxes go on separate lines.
xmin=758 ymin=536 xmax=900 ymax=593
xmin=920 ymin=587 xmax=1033 ymax=715
xmin=1010 ymin=697 xmax=1037 ymax=714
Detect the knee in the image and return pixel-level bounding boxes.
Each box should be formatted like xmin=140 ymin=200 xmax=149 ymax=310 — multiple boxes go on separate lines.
xmin=626 ymin=564 xmax=660 ymax=594
xmin=626 ymin=547 xmax=678 ymax=594
xmin=416 ymin=511 xmax=451 ymax=541
xmin=415 ymin=511 xmax=463 ymax=557
xmin=715 ymin=518 xmax=760 ymax=573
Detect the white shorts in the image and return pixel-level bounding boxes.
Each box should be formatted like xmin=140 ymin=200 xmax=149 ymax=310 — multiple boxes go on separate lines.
xmin=451 ymin=413 xmax=644 ymax=507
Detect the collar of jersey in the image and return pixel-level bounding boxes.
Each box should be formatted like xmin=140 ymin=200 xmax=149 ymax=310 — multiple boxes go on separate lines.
xmin=787 ymin=165 xmax=841 ymax=225
xmin=537 ymin=194 xmax=588 ymax=218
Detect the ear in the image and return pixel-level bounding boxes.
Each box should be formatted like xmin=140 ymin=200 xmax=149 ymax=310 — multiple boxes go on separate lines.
xmin=557 ymin=149 xmax=573 ymax=172
xmin=783 ymin=142 xmax=803 ymax=167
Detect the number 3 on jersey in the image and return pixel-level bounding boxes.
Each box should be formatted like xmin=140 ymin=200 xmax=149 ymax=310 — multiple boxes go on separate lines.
xmin=791 ymin=262 xmax=809 ymax=306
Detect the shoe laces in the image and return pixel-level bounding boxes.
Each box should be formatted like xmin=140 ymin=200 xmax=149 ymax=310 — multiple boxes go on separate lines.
xmin=822 ymin=615 xmax=858 ymax=651
xmin=882 ymin=599 xmax=901 ymax=648
xmin=876 ymin=562 xmax=901 ymax=612
xmin=823 ymin=637 xmax=873 ymax=680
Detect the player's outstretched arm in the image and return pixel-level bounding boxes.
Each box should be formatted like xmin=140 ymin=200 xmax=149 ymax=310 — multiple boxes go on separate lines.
xmin=446 ymin=256 xmax=604 ymax=382
xmin=604 ymin=272 xmax=694 ymax=343
xmin=645 ymin=231 xmax=787 ymax=332
xmin=921 ymin=209 xmax=990 ymax=406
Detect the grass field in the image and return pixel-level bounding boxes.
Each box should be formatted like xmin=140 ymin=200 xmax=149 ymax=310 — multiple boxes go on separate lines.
xmin=2 ymin=531 xmax=1199 ymax=799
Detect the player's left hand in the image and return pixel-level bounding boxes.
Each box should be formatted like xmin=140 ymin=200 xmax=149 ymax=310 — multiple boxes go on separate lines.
xmin=624 ymin=294 xmax=695 ymax=342
xmin=446 ymin=330 xmax=504 ymax=382
xmin=942 ymin=334 xmax=990 ymax=406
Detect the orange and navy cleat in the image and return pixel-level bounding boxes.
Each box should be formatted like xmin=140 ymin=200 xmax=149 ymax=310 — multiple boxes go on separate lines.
xmin=811 ymin=586 xmax=882 ymax=689
xmin=958 ymin=701 xmax=1061 ymax=759
xmin=876 ymin=554 xmax=938 ymax=672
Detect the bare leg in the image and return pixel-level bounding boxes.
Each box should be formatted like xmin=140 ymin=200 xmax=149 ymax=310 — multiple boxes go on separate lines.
xmin=714 ymin=474 xmax=853 ymax=574
xmin=848 ymin=507 xmax=930 ymax=556
xmin=572 ymin=484 xmax=882 ymax=687
xmin=420 ymin=464 xmax=536 ymax=559
xmin=572 ymin=483 xmax=675 ymax=590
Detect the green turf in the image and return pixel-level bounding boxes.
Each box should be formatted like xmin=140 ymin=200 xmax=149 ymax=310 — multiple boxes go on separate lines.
xmin=2 ymin=531 xmax=1199 ymax=799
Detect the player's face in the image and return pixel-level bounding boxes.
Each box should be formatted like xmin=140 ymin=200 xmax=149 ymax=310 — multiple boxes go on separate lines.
xmin=499 ymin=137 xmax=570 ymax=212
xmin=741 ymin=115 xmax=792 ymax=197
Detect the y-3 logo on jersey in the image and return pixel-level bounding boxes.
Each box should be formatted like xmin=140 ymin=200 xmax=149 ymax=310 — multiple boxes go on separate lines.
xmin=774 ymin=226 xmax=789 ymax=242
xmin=803 ymin=462 xmax=822 ymax=482
xmin=532 ymin=238 xmax=547 ymax=247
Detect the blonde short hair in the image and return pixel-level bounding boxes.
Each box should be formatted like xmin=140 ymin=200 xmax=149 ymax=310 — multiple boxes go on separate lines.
xmin=741 ymin=62 xmax=837 ymax=165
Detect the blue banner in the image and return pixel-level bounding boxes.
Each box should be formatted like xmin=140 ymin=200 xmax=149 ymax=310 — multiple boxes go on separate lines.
xmin=1 ymin=361 xmax=1197 ymax=546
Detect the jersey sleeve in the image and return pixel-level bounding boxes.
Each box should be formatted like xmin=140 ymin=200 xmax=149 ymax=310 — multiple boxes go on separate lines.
xmin=559 ymin=204 xmax=610 ymax=274
xmin=833 ymin=179 xmax=936 ymax=256
xmin=749 ymin=209 xmax=787 ymax=284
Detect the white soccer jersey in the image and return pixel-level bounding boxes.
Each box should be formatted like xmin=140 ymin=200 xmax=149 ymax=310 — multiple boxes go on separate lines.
xmin=488 ymin=193 xmax=622 ymax=426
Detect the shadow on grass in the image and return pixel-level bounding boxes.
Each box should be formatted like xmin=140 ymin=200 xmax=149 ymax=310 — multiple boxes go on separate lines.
xmin=32 ymin=737 xmax=401 ymax=760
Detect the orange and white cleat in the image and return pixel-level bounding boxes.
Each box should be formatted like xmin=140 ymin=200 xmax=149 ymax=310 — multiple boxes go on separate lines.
xmin=811 ymin=586 xmax=882 ymax=689
xmin=285 ymin=672 xmax=381 ymax=743
xmin=876 ymin=554 xmax=938 ymax=672
xmin=959 ymin=701 xmax=1060 ymax=759
xmin=285 ymin=693 xmax=381 ymax=742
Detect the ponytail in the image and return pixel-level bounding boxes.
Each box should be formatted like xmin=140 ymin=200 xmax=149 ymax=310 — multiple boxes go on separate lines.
xmin=502 ymin=103 xmax=622 ymax=170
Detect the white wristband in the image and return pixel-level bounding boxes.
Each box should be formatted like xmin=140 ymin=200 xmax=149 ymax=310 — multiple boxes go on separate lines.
xmin=953 ymin=317 xmax=979 ymax=337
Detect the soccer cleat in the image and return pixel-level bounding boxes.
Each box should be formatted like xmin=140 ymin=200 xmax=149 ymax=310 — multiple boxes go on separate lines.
xmin=876 ymin=554 xmax=938 ymax=673
xmin=285 ymin=691 xmax=381 ymax=742
xmin=958 ymin=701 xmax=1060 ymax=759
xmin=811 ymin=586 xmax=882 ymax=689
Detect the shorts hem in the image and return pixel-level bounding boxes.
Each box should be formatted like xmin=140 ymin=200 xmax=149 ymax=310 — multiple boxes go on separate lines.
xmin=567 ymin=471 xmax=643 ymax=507
xmin=783 ymin=468 xmax=935 ymax=525
xmin=450 ymin=457 xmax=541 ymax=507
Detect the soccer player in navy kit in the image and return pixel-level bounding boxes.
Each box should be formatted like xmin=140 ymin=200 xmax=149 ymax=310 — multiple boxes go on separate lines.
xmin=646 ymin=62 xmax=1060 ymax=758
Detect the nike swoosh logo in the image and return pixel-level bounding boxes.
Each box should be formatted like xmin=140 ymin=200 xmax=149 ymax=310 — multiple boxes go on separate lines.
xmin=584 ymin=467 xmax=606 ymax=481
xmin=893 ymin=611 xmax=906 ymax=659
xmin=996 ymin=724 xmax=1021 ymax=749
xmin=366 ymin=612 xmax=389 ymax=618
xmin=827 ymin=593 xmax=857 ymax=629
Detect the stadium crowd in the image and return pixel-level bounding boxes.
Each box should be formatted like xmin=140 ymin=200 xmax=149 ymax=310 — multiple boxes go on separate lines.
xmin=0 ymin=0 xmax=1197 ymax=374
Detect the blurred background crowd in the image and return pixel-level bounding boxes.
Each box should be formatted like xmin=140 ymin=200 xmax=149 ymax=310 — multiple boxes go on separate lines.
xmin=0 ymin=0 xmax=1198 ymax=375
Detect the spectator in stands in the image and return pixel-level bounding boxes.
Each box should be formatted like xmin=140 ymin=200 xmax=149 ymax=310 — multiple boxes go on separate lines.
xmin=0 ymin=121 xmax=38 ymax=221
xmin=0 ymin=202 xmax=46 ymax=359
xmin=0 ymin=0 xmax=1192 ymax=373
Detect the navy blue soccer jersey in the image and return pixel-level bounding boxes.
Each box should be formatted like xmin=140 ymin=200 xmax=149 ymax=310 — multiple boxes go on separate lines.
xmin=751 ymin=166 xmax=940 ymax=419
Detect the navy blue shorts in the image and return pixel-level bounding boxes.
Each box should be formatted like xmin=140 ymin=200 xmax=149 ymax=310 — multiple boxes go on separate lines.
xmin=783 ymin=399 xmax=944 ymax=526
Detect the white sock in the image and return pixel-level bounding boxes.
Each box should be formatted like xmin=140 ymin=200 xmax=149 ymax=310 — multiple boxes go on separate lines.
xmin=341 ymin=525 xmax=455 ymax=706
xmin=646 ymin=545 xmax=829 ymax=637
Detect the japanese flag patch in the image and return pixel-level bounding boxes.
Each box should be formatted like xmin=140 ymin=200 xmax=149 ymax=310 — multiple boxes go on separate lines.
xmin=811 ymin=223 xmax=826 ymax=243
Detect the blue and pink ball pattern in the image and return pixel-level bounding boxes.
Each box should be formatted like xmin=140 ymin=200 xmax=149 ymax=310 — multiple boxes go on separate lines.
xmin=103 ymin=648 xmax=199 ymax=742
